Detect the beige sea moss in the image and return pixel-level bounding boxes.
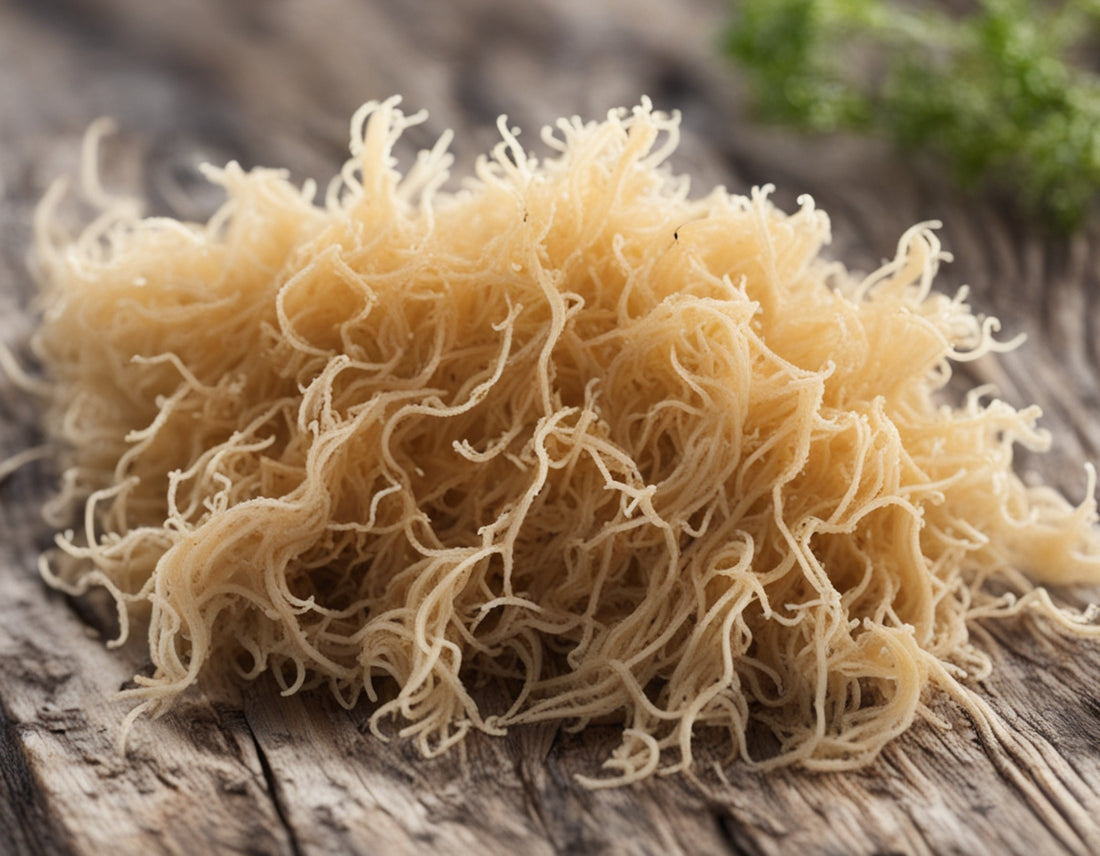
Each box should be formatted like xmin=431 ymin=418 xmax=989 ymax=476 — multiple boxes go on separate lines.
xmin=28 ymin=98 xmax=1100 ymax=786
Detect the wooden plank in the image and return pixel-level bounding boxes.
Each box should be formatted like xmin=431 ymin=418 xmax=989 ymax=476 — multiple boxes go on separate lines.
xmin=2 ymin=0 xmax=1100 ymax=853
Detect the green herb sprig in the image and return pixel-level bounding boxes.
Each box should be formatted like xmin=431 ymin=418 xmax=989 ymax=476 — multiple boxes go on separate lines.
xmin=726 ymin=0 xmax=1100 ymax=232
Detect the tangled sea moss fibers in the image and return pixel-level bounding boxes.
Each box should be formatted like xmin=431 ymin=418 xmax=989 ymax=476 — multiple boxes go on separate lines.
xmin=29 ymin=98 xmax=1100 ymax=786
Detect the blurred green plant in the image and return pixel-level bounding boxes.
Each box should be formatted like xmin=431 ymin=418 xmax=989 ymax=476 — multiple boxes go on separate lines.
xmin=726 ymin=0 xmax=1100 ymax=232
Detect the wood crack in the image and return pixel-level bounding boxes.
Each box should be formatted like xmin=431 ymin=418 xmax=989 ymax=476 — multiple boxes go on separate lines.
xmin=0 ymin=698 xmax=72 ymax=856
xmin=242 ymin=712 xmax=306 ymax=856
xmin=709 ymin=806 xmax=766 ymax=856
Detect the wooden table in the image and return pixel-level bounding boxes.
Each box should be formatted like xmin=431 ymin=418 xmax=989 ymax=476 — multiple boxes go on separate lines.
xmin=2 ymin=1 xmax=1099 ymax=853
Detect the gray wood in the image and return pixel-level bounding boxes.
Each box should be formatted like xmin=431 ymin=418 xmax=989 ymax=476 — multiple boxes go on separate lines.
xmin=2 ymin=0 xmax=1099 ymax=853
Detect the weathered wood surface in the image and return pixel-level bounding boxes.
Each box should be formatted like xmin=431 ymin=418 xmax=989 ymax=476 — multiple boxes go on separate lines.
xmin=2 ymin=1 xmax=1100 ymax=854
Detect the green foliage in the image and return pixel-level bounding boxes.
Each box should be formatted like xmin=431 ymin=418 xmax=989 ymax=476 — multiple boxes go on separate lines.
xmin=726 ymin=0 xmax=1100 ymax=231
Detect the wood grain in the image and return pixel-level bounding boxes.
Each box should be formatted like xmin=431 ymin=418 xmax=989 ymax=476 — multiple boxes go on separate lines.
xmin=2 ymin=1 xmax=1099 ymax=854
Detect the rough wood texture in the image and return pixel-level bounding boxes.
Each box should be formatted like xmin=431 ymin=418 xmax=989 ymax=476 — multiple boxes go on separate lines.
xmin=2 ymin=1 xmax=1099 ymax=853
